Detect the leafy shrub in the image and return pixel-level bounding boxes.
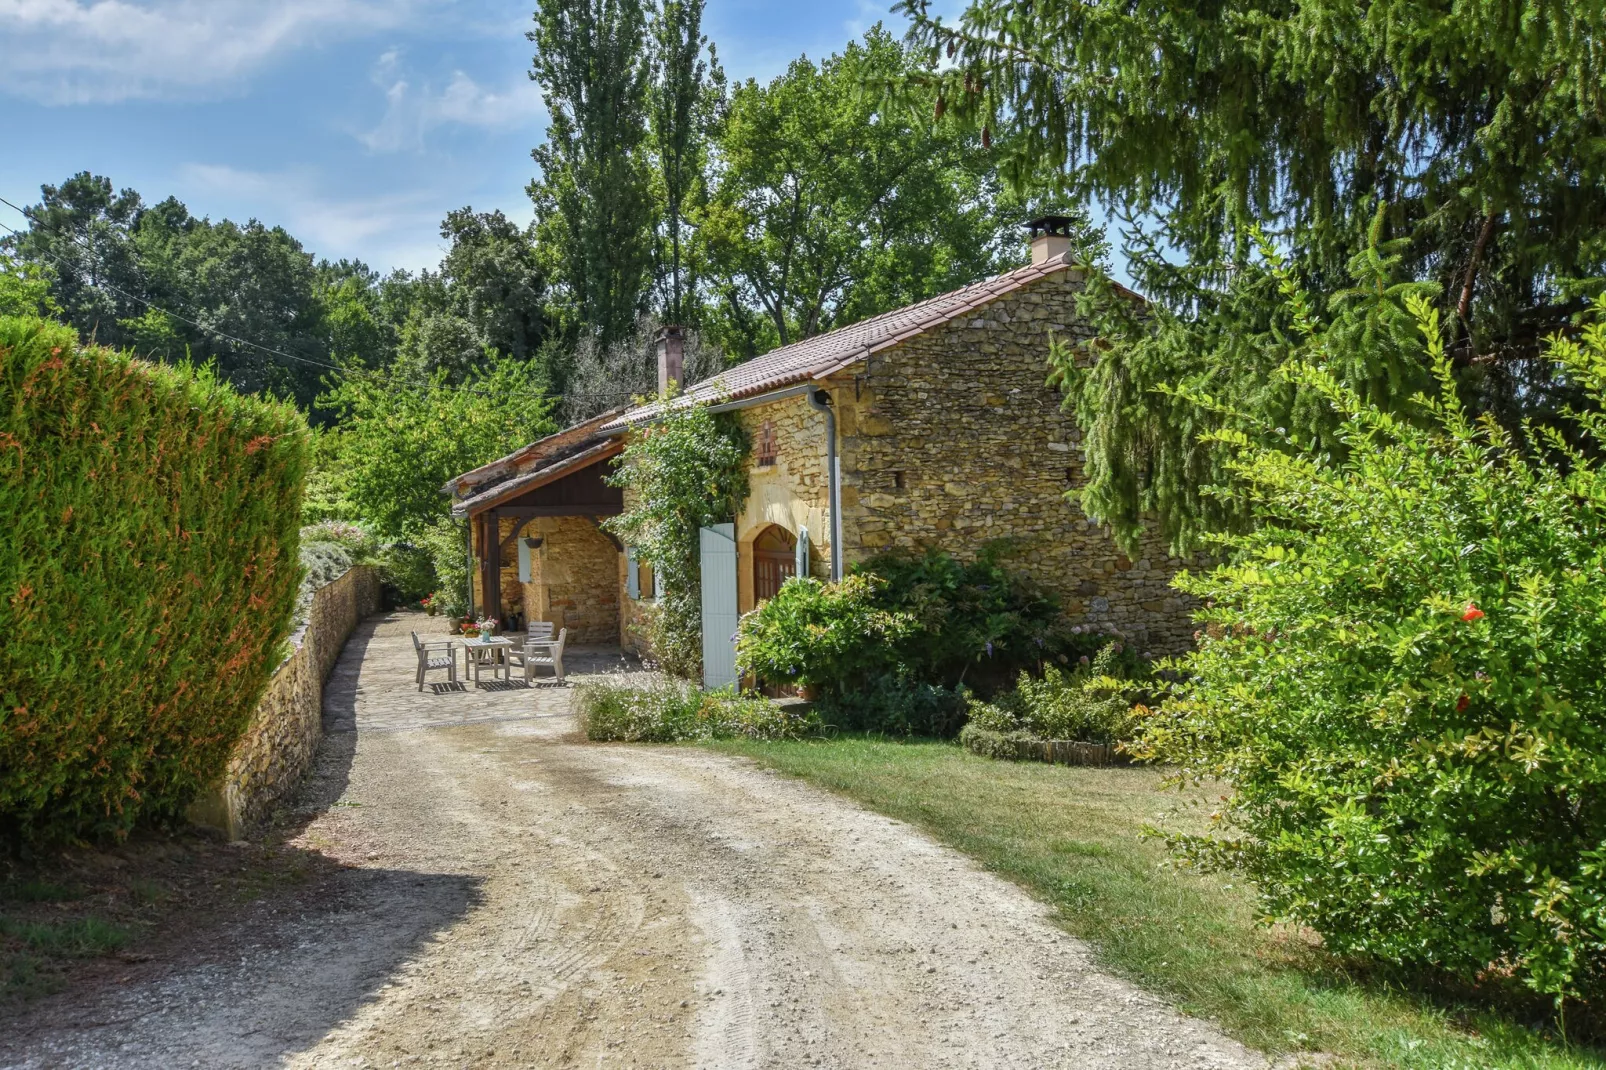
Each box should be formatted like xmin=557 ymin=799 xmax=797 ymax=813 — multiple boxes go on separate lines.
xmin=967 ymin=643 xmax=1139 ymax=745
xmin=417 ymin=517 xmax=470 ymax=618
xmin=0 ymin=316 xmax=306 ymax=846
xmin=378 ymin=542 xmax=435 ymax=604
xmin=735 ymin=574 xmax=914 ymax=689
xmin=605 ymin=398 xmax=750 ymax=678
xmin=1132 ymin=294 xmax=1606 ymax=1009
xmin=736 ymin=547 xmax=1093 ymax=734
xmin=300 ymin=520 xmax=377 ymax=560
xmin=577 ymin=677 xmax=819 ymax=742
xmin=813 ymin=676 xmax=967 ymax=737
xmin=955 ymin=723 xmax=1039 ymax=761
xmin=862 ymin=546 xmax=1078 ymax=691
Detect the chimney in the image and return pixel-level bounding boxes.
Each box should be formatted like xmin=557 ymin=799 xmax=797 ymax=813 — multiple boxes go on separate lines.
xmin=656 ymin=325 xmax=685 ymax=397
xmin=1026 ymin=215 xmax=1076 ymax=266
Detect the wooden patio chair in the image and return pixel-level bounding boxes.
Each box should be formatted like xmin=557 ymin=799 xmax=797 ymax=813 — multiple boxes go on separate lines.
xmin=411 ymin=631 xmax=457 ymax=691
xmin=517 ymin=620 xmax=555 ymax=648
xmin=508 ymin=627 xmax=567 ymax=684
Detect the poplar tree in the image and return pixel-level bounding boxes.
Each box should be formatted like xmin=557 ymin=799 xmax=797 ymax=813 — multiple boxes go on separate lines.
xmin=899 ymin=0 xmax=1606 ymax=552
xmin=649 ymin=0 xmax=722 ymax=325
xmin=528 ymin=0 xmax=655 ymax=346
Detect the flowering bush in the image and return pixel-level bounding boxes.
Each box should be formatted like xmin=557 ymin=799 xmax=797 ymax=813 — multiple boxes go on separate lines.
xmin=1133 ymin=294 xmax=1606 ymax=1009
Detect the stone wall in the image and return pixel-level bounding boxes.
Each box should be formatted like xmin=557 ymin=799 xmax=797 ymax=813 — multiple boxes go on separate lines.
xmin=188 ymin=565 xmax=381 ymax=839
xmin=517 ymin=515 xmax=620 ymax=644
xmin=830 ymin=267 xmax=1198 ymax=654
xmin=615 ymin=263 xmax=1197 ymax=659
xmin=732 ymin=394 xmax=832 ymax=611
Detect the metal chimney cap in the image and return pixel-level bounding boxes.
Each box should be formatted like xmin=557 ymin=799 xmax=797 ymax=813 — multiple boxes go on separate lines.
xmin=1024 ymin=215 xmax=1079 ymax=239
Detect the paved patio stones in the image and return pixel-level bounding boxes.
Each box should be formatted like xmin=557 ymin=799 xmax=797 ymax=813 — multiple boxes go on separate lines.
xmin=323 ymin=612 xmax=638 ymax=734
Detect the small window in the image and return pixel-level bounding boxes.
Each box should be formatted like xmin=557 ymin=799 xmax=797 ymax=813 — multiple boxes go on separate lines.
xmin=756 ymin=420 xmax=778 ymax=467
xmin=892 ymin=471 xmax=905 ymax=490
xmin=640 ymin=561 xmax=656 ymax=601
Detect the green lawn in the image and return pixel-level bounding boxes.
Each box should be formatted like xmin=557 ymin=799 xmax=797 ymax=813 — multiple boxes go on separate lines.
xmin=706 ymin=735 xmax=1604 ymax=1070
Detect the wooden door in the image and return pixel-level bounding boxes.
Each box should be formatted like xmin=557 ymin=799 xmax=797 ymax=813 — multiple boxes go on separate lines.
xmin=753 ymin=525 xmax=797 ymax=603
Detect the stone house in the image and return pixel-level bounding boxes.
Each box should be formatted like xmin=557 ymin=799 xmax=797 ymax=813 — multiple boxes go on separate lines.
xmin=444 ymin=219 xmax=1194 ymax=684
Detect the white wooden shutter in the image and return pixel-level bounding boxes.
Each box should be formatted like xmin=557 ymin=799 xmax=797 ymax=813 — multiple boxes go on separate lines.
xmin=699 ymin=523 xmax=739 ymax=689
xmin=517 ymin=537 xmax=534 ymax=583
xmin=626 ymin=546 xmax=640 ymax=600
xmin=795 ymin=526 xmax=810 ymax=580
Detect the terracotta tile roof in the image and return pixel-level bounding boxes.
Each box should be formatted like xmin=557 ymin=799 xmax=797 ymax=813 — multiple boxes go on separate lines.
xmin=444 ymin=252 xmax=1119 ymax=502
xmin=600 ymin=252 xmax=1087 ymax=431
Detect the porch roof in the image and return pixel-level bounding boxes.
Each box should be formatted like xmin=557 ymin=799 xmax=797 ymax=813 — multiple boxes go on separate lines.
xmin=450 ymin=437 xmax=624 ymax=518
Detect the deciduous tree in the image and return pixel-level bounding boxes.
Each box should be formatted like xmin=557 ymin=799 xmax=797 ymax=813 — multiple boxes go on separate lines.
xmin=528 ymin=0 xmax=656 ymax=346
xmin=698 ymin=27 xmax=1022 ymax=357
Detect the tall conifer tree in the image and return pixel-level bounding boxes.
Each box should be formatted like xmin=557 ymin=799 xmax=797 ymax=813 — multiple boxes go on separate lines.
xmin=900 ymin=0 xmax=1606 ymax=552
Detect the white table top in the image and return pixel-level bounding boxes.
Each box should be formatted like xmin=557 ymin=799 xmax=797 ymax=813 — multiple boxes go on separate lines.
xmin=460 ymin=635 xmax=514 ymax=647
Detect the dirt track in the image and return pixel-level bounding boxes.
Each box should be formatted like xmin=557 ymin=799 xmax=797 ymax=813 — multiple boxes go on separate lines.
xmin=1 ymin=616 xmax=1265 ymax=1069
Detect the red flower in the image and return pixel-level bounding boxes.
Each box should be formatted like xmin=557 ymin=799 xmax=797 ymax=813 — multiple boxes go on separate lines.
xmin=1456 ymin=694 xmax=1471 ymax=712
xmin=1461 ymin=603 xmax=1485 ymax=622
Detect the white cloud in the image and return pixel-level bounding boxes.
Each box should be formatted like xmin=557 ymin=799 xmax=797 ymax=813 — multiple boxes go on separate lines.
xmin=177 ymin=162 xmax=449 ymax=270
xmin=358 ymin=50 xmax=546 ymax=153
xmin=0 ymin=0 xmax=415 ymax=104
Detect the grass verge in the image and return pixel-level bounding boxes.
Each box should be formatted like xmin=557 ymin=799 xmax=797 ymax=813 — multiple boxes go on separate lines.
xmin=706 ymin=735 xmax=1604 ymax=1070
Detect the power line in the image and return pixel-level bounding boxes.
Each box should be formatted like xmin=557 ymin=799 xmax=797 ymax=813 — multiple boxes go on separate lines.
xmin=0 ymin=196 xmax=650 ymax=401
xmin=0 ymin=203 xmax=347 ymax=374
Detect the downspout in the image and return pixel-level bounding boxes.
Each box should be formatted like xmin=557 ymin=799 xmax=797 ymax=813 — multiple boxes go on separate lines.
xmin=465 ymin=513 xmax=476 ymax=618
xmin=807 ymin=388 xmax=843 ymax=581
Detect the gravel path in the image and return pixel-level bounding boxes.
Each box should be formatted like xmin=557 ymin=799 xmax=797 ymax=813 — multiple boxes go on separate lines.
xmin=2 ymin=614 xmax=1266 ymax=1069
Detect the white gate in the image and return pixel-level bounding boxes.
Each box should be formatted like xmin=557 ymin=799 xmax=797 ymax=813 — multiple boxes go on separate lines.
xmin=699 ymin=523 xmax=739 ymax=690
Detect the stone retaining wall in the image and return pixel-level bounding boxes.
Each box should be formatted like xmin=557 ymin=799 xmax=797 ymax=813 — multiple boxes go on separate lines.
xmin=189 ymin=565 xmax=381 ymax=838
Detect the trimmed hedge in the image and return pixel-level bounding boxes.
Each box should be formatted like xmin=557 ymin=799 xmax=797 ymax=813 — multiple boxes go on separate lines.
xmin=0 ymin=317 xmax=308 ymax=845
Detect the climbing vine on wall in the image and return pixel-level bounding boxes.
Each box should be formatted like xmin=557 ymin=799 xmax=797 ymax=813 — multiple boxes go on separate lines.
xmin=606 ymin=398 xmax=750 ymax=677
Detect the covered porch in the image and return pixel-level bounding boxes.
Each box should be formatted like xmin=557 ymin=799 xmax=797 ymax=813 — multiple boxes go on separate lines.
xmin=455 ymin=439 xmax=627 ymax=646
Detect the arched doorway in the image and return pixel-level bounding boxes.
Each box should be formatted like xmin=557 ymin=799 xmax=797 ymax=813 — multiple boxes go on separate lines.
xmin=752 ymin=525 xmax=797 ymax=603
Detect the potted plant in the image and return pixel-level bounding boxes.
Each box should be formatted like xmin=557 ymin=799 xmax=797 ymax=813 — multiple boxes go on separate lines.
xmin=422 ymin=595 xmax=437 ymax=617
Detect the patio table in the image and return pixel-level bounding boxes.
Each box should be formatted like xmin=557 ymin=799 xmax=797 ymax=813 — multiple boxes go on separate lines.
xmin=460 ymin=635 xmax=515 ymax=684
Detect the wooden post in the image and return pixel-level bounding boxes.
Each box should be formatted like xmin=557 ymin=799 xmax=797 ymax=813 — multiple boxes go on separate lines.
xmin=487 ymin=512 xmax=503 ymax=624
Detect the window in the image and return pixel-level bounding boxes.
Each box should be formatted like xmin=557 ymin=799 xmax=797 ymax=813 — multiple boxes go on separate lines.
xmin=892 ymin=471 xmax=905 ymax=489
xmin=755 ymin=420 xmax=778 ymax=467
xmin=752 ymin=525 xmax=797 ymax=603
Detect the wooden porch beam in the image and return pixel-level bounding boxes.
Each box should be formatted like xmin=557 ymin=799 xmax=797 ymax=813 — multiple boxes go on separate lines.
xmin=492 ymin=504 xmax=623 ymax=518
xmin=583 ymin=514 xmax=624 ymax=551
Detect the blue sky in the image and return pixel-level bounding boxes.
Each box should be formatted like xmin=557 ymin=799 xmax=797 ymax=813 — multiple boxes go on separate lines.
xmin=0 ymin=0 xmax=966 ymax=275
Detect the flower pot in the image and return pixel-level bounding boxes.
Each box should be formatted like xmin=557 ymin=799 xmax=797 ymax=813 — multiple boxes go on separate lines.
xmin=448 ymin=619 xmax=462 ymax=634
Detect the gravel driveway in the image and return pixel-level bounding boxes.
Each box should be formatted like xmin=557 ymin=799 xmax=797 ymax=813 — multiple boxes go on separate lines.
xmin=2 ymin=614 xmax=1266 ymax=1069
